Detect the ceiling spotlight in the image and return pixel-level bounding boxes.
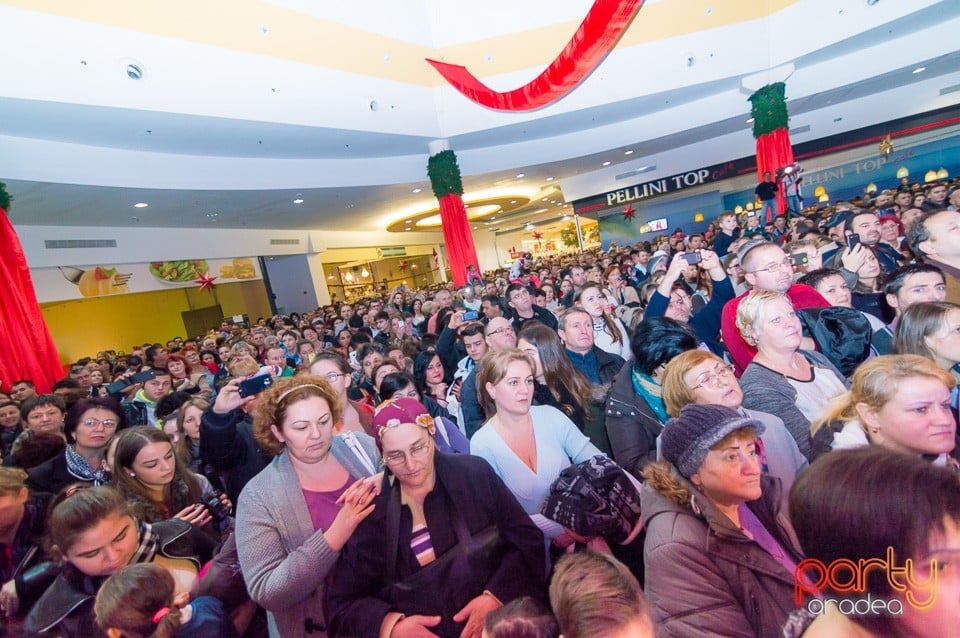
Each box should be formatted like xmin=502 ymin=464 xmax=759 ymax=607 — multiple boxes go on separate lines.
xmin=746 ymin=118 xmax=755 ymax=124
xmin=602 ymin=161 xmax=612 ymax=166
xmin=412 ymin=188 xmax=422 ymax=193
xmin=525 ymin=223 xmax=534 ymax=230
xmin=293 ymin=198 xmax=304 ymax=204
xmin=516 ymin=173 xmax=525 ymax=178
xmin=912 ymin=66 xmax=926 ymax=74
xmin=546 ymin=177 xmax=554 ymax=181
xmin=624 ymin=150 xmax=634 ymax=155
xmin=133 ymin=202 xmax=148 ymax=208
xmin=510 ymin=200 xmax=517 ymax=204
xmin=405 ymin=219 xmax=413 ymax=223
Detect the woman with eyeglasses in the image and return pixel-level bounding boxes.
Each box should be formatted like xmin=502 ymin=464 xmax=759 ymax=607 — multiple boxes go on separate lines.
xmin=308 ymin=351 xmax=374 ymax=437
xmin=661 ymin=349 xmax=808 ymax=507
xmin=737 ymin=290 xmax=848 ymax=460
xmin=326 ymin=397 xmax=544 ymax=638
xmin=26 ymin=397 xmax=124 ymax=495
xmin=236 ymin=376 xmax=381 ymax=638
xmin=379 ymin=371 xmax=469 ymax=454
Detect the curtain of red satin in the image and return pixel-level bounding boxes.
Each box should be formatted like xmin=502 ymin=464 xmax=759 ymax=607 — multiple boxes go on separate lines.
xmin=437 ymin=193 xmax=480 ymax=287
xmin=755 ymin=128 xmax=795 ymax=221
xmin=0 ymin=208 xmax=63 ymax=392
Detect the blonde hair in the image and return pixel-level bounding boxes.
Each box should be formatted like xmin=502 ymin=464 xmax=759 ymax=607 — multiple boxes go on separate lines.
xmin=549 ymin=551 xmax=652 ymax=638
xmin=811 ymin=354 xmax=955 ymax=436
xmin=252 ymin=376 xmax=343 ymax=456
xmin=227 ymin=354 xmax=260 ymax=378
xmin=0 ymin=467 xmax=27 ymax=496
xmin=662 ymin=350 xmax=726 ymax=417
xmin=476 ymin=349 xmax=536 ymax=418
xmin=735 ymin=289 xmax=790 ymax=347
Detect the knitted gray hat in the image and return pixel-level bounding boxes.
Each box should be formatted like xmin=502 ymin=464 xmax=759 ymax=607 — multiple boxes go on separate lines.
xmin=660 ymin=404 xmax=765 ymax=478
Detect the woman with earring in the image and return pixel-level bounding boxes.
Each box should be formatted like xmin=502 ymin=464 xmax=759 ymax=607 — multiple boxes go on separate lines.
xmin=112 ymin=427 xmax=225 ymax=538
xmin=235 ymin=376 xmax=380 ymax=638
xmin=642 ymin=404 xmax=803 ymax=637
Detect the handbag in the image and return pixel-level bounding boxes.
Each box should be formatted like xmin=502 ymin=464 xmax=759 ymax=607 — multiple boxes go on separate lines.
xmin=378 ymin=480 xmax=507 ymax=638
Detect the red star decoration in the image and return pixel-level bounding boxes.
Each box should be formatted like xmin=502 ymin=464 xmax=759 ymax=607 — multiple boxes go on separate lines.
xmin=532 ymin=231 xmax=544 ymax=241
xmin=398 ymin=260 xmax=409 ymax=271
xmin=622 ymin=205 xmax=636 ymax=221
xmin=194 ymin=272 xmax=218 ymax=292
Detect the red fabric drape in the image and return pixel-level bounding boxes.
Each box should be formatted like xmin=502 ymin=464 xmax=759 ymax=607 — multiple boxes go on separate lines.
xmin=438 ymin=193 xmax=480 ymax=287
xmin=755 ymin=128 xmax=794 ymax=221
xmin=426 ymin=0 xmax=645 ymax=111
xmin=0 ymin=207 xmax=63 ymax=393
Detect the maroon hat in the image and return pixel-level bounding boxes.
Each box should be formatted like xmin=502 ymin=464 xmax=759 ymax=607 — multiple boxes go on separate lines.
xmin=371 ymin=397 xmax=435 ymax=445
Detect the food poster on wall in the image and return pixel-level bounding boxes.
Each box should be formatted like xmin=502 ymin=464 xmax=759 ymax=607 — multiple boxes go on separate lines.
xmin=33 ymin=257 xmax=261 ymax=303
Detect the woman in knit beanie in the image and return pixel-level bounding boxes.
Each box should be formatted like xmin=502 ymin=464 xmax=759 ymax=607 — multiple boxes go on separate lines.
xmin=640 ymin=403 xmax=803 ymax=637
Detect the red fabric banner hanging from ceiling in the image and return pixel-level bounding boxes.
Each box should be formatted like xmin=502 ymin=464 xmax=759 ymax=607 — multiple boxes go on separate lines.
xmin=0 ymin=207 xmax=63 ymax=393
xmin=437 ymin=193 xmax=480 ymax=287
xmin=755 ymin=128 xmax=794 ymax=221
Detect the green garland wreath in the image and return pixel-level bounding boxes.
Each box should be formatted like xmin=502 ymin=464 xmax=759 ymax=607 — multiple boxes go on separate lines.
xmin=0 ymin=182 xmax=11 ymax=211
xmin=427 ymin=150 xmax=464 ymax=199
xmin=749 ymin=82 xmax=788 ymax=138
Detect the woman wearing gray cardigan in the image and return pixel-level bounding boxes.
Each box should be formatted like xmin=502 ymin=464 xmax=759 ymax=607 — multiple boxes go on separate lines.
xmin=736 ymin=290 xmax=849 ymax=461
xmin=235 ymin=377 xmax=381 ymax=638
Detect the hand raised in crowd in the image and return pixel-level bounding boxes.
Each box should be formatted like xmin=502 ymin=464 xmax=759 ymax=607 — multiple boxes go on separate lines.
xmin=448 ymin=310 xmax=466 ymax=331
xmin=453 ymin=592 xmax=501 ymax=638
xmin=840 ymin=242 xmax=869 ymax=273
xmin=212 ymin=377 xmax=256 ymax=415
xmin=664 ymin=251 xmax=691 ymax=283
xmin=391 ymin=615 xmax=442 ymax=638
xmin=699 ymin=249 xmax=720 ymax=271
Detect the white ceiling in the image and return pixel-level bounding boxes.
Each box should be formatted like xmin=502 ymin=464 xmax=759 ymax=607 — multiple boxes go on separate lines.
xmin=1 ymin=0 xmax=959 ymax=235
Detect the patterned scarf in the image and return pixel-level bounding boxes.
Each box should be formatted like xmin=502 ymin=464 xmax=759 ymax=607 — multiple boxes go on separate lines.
xmin=64 ymin=444 xmax=109 ymax=486
xmin=630 ymin=364 xmax=669 ymax=423
xmin=129 ymin=520 xmax=160 ymax=566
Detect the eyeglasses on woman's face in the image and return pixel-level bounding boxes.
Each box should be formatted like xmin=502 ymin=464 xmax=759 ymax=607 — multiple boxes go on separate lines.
xmin=687 ymin=364 xmax=736 ymax=391
xmin=382 ymin=438 xmax=432 ymax=467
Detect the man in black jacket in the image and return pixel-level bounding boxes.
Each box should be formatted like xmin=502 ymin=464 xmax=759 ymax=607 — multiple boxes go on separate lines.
xmin=558 ymin=308 xmax=624 ymax=385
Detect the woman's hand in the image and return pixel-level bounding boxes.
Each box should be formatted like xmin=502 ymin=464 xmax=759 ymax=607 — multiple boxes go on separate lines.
xmin=212 ymin=378 xmax=256 ymax=415
xmin=324 ymin=479 xmax=377 ymax=551
xmin=0 ymin=579 xmax=18 ymax=617
xmin=174 ymin=503 xmax=213 ymax=527
xmin=453 ymin=593 xmax=501 ymax=638
xmin=391 ymin=615 xmax=442 ymax=637
xmin=840 ymin=244 xmax=868 ymax=273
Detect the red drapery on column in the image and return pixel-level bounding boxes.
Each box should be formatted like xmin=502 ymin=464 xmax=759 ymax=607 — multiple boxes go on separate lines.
xmin=0 ymin=206 xmax=63 ymax=393
xmin=755 ymin=128 xmax=794 ymax=221
xmin=749 ymin=82 xmax=794 ymax=222
xmin=427 ymin=149 xmax=480 ymax=287
xmin=437 ymin=193 xmax=479 ymax=287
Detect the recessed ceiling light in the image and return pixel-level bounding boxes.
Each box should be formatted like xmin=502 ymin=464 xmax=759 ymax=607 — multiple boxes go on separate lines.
xmin=133 ymin=202 xmax=148 ymax=208
xmin=542 ymin=198 xmax=548 ymax=201
xmin=602 ymin=161 xmax=612 ymax=166
xmin=412 ymin=188 xmax=422 ymax=193
xmin=546 ymin=177 xmax=554 ymax=181
xmin=206 ymin=212 xmax=218 ymax=218
xmin=912 ymin=66 xmax=926 ymax=74
xmin=510 ymin=200 xmax=517 ymax=204
xmin=516 ymin=173 xmax=525 ymax=178
xmin=405 ymin=228 xmax=411 ymax=231
xmin=746 ymin=118 xmax=755 ymax=124
xmin=405 ymin=219 xmax=413 ymax=223
xmin=624 ymin=150 xmax=634 ymax=155
xmin=293 ymin=198 xmax=304 ymax=204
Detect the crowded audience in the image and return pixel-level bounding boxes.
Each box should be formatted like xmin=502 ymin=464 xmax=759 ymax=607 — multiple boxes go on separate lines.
xmin=1 ymin=174 xmax=959 ymax=636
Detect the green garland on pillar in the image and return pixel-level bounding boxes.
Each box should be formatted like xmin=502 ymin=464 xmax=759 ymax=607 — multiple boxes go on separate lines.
xmin=749 ymin=82 xmax=788 ymax=138
xmin=0 ymin=182 xmax=11 ymax=211
xmin=427 ymin=150 xmax=464 ymax=199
